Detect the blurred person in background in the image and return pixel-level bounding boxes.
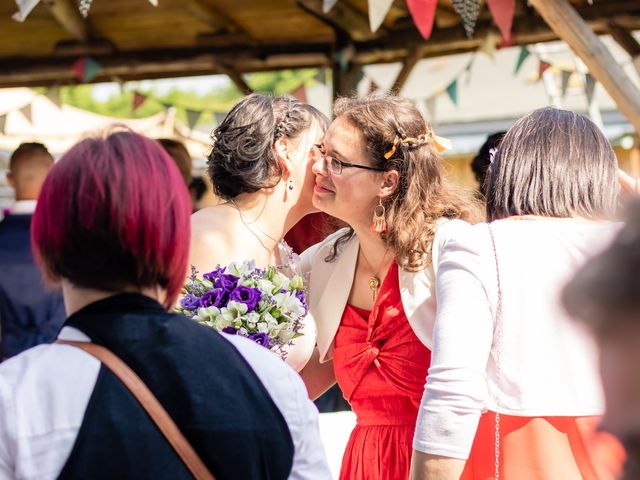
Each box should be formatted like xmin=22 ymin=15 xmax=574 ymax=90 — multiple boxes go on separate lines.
xmin=0 ymin=142 xmax=64 ymax=360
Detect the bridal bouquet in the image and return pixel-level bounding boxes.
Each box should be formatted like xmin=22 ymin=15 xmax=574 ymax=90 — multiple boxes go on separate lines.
xmin=177 ymin=261 xmax=307 ymax=360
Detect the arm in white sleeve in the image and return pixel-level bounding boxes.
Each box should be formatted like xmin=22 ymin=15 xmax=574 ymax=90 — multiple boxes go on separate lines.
xmin=413 ymin=223 xmax=495 ymax=459
xmin=0 ymin=375 xmax=15 ymax=479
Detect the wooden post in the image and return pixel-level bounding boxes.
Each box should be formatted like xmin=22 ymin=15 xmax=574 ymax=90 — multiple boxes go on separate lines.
xmin=609 ymin=23 xmax=640 ymax=77
xmin=391 ymin=46 xmax=422 ymax=94
xmin=530 ymin=0 xmax=640 ymax=133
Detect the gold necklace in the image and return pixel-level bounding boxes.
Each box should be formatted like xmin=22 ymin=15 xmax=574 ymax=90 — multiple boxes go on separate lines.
xmin=359 ymin=247 xmax=390 ymax=302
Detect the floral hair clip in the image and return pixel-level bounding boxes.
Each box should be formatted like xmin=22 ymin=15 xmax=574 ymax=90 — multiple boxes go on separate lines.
xmin=384 ymin=137 xmax=400 ymax=159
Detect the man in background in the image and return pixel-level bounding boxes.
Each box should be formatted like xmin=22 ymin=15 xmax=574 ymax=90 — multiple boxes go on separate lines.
xmin=0 ymin=142 xmax=65 ymax=359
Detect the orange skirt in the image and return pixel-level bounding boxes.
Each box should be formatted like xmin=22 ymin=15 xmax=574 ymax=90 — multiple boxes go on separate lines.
xmin=461 ymin=412 xmax=625 ymax=480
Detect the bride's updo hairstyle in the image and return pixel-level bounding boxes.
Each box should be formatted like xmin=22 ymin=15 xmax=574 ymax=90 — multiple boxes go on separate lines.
xmin=208 ymin=93 xmax=328 ymax=200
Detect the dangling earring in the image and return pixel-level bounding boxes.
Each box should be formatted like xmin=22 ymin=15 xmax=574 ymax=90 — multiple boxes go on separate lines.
xmin=370 ymin=198 xmax=387 ymax=233
xmin=288 ymin=178 xmax=294 ymax=191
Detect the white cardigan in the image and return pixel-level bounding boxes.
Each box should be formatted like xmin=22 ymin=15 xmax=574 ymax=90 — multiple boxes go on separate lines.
xmin=300 ymin=226 xmax=452 ymax=363
xmin=413 ymin=218 xmax=622 ymax=459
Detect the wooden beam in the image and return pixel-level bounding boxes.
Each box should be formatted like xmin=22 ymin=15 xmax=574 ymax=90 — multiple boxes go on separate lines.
xmin=297 ymin=0 xmax=380 ymax=42
xmin=609 ymin=22 xmax=640 ymax=76
xmin=391 ymin=45 xmax=422 ymax=93
xmin=181 ymin=0 xmax=246 ymax=35
xmin=530 ymin=0 xmax=640 ymax=133
xmin=43 ymin=0 xmax=91 ymax=42
xmin=219 ymin=66 xmax=253 ymax=95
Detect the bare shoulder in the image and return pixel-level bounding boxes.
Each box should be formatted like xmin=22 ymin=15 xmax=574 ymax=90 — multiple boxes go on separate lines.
xmin=189 ymin=206 xmax=237 ymax=272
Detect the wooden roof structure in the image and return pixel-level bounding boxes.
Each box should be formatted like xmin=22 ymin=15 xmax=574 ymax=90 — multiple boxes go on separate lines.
xmin=1 ymin=0 xmax=640 ymax=130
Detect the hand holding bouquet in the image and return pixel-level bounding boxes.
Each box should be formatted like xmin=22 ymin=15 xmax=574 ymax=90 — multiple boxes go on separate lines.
xmin=177 ymin=261 xmax=307 ymax=360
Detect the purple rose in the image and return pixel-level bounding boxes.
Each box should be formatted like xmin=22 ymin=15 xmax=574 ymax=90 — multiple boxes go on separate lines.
xmin=248 ymin=332 xmax=269 ymax=348
xmin=199 ymin=288 xmax=225 ymax=308
xmin=229 ymin=285 xmax=262 ymax=311
xmin=295 ymin=290 xmax=308 ymax=313
xmin=203 ymin=266 xmax=226 ymax=282
xmin=179 ymin=293 xmax=200 ymax=311
xmin=215 ymin=274 xmax=239 ymax=294
xmin=222 ymin=327 xmax=237 ymax=335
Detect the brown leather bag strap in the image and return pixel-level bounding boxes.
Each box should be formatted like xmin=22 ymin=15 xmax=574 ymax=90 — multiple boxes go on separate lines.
xmin=56 ymin=340 xmax=215 ymax=480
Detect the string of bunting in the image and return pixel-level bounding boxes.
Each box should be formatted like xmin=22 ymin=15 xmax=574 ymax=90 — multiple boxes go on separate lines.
xmin=12 ymin=0 xmax=158 ymax=22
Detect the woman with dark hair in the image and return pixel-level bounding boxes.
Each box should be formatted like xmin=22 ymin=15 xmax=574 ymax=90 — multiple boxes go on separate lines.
xmin=411 ymin=107 xmax=625 ymax=479
xmin=190 ymin=93 xmax=329 ymax=372
xmin=299 ymin=94 xmax=478 ymax=480
xmin=0 ymin=129 xmax=329 ymax=479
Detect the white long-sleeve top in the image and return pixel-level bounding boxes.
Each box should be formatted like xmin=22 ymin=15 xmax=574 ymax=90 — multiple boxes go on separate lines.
xmin=413 ymin=217 xmax=621 ymax=459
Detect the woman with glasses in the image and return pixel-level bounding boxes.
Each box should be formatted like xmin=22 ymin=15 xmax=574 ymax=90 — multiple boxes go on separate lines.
xmin=189 ymin=93 xmax=329 ymax=372
xmin=299 ymin=94 xmax=478 ymax=480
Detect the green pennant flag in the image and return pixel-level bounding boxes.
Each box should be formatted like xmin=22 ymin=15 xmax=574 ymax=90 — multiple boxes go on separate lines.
xmin=514 ymin=46 xmax=530 ymax=75
xmin=446 ymin=80 xmax=458 ymax=105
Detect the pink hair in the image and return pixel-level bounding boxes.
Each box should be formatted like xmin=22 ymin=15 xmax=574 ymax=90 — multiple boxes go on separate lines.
xmin=32 ymin=128 xmax=191 ymax=308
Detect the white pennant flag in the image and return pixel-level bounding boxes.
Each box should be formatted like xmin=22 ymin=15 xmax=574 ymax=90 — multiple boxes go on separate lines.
xmin=12 ymin=0 xmax=41 ymax=22
xmin=368 ymin=0 xmax=394 ymax=32
xmin=148 ymin=0 xmax=158 ymax=5
xmin=323 ymin=0 xmax=338 ymax=13
xmin=425 ymin=97 xmax=437 ymax=124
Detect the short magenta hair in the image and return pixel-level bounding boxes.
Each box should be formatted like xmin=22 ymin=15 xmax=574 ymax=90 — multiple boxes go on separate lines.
xmin=32 ymin=128 xmax=191 ymax=308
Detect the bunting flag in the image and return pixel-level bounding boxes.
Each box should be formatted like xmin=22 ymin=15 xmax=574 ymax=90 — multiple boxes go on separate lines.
xmin=12 ymin=0 xmax=40 ymax=22
xmin=19 ymin=103 xmax=32 ymax=124
xmin=406 ymin=0 xmax=438 ymax=40
xmin=452 ymin=0 xmax=481 ymax=38
xmin=148 ymin=0 xmax=159 ymax=5
xmin=0 ymin=114 xmax=6 ymax=134
xmin=486 ymin=0 xmax=515 ymax=41
xmin=514 ymin=47 xmax=530 ymax=75
xmin=45 ymin=86 xmax=62 ymax=108
xmin=446 ymin=80 xmax=458 ymax=105
xmin=186 ymin=109 xmax=202 ymax=130
xmin=538 ymin=60 xmax=551 ymax=80
xmin=368 ymin=0 xmax=394 ymax=33
xmin=479 ymin=32 xmax=500 ymax=59
xmin=71 ymin=57 xmax=101 ymax=82
xmin=290 ymin=84 xmax=307 ymax=102
xmin=323 ymin=0 xmax=338 ymax=13
xmin=585 ymin=74 xmax=596 ymax=105
xmin=314 ymin=68 xmax=327 ymax=84
xmin=425 ymin=96 xmax=437 ymax=123
xmin=132 ymin=91 xmax=148 ymax=111
xmin=561 ymin=70 xmax=572 ymax=97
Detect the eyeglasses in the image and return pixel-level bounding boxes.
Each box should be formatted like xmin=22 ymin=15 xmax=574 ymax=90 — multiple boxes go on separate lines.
xmin=313 ymin=144 xmax=385 ymax=175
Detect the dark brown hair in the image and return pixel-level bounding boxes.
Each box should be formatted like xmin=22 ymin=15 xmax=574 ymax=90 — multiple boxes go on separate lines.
xmin=207 ymin=93 xmax=329 ymax=200
xmin=328 ymin=93 xmax=479 ymax=272
xmin=486 ymin=107 xmax=619 ymax=221
xmin=157 ymin=138 xmax=192 ymax=186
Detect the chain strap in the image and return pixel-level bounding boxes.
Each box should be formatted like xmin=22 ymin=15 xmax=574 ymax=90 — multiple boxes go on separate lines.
xmin=488 ymin=223 xmax=503 ymax=480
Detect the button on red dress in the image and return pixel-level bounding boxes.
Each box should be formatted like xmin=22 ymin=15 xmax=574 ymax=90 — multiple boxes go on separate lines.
xmin=333 ymin=262 xmax=432 ymax=480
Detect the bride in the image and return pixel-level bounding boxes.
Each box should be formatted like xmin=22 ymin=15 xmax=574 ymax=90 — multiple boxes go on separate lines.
xmin=190 ymin=93 xmax=329 ymax=371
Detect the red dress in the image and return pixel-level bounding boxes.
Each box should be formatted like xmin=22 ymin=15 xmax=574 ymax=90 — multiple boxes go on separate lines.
xmin=333 ymin=262 xmax=431 ymax=480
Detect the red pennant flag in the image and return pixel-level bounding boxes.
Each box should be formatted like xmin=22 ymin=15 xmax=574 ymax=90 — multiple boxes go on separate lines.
xmin=538 ymin=61 xmax=551 ymax=80
xmin=70 ymin=56 xmax=101 ymax=82
xmin=290 ymin=84 xmax=307 ymax=103
xmin=71 ymin=57 xmax=87 ymax=81
xmin=487 ymin=0 xmax=515 ymax=41
xmin=132 ymin=91 xmax=148 ymax=111
xmin=406 ymin=0 xmax=438 ymax=40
